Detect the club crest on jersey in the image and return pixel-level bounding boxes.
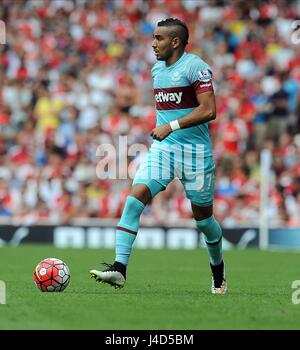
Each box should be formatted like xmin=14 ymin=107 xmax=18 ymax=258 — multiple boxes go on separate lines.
xmin=170 ymin=71 xmax=181 ymax=82
xmin=198 ymin=69 xmax=211 ymax=82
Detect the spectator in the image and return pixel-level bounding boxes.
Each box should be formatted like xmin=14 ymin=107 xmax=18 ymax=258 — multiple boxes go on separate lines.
xmin=267 ymin=79 xmax=290 ymax=143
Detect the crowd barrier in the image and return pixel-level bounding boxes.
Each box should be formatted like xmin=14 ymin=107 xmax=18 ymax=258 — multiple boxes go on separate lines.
xmin=0 ymin=224 xmax=299 ymax=250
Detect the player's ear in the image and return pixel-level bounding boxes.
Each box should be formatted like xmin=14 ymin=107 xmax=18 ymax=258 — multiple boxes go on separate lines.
xmin=172 ymin=37 xmax=180 ymax=49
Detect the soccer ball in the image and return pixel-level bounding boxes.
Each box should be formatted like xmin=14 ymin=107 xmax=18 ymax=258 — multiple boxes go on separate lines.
xmin=34 ymin=258 xmax=71 ymax=292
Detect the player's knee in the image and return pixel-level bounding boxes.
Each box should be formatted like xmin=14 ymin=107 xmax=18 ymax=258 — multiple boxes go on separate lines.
xmin=130 ymin=184 xmax=152 ymax=205
xmin=195 ymin=215 xmax=222 ymax=243
xmin=196 ymin=215 xmax=214 ymax=229
xmin=191 ymin=203 xmax=213 ymax=221
xmin=122 ymin=195 xmax=145 ymax=219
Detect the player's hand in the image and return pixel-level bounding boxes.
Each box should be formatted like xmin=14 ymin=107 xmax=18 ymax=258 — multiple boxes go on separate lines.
xmin=150 ymin=124 xmax=172 ymax=141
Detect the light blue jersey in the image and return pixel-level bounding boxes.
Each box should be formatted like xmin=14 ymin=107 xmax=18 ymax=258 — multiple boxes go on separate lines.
xmin=152 ymin=51 xmax=214 ymax=158
xmin=133 ymin=52 xmax=216 ymax=206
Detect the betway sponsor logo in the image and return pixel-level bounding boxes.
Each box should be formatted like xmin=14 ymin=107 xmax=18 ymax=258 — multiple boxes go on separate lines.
xmin=155 ymin=91 xmax=183 ymax=104
xmin=154 ymin=86 xmax=199 ymax=110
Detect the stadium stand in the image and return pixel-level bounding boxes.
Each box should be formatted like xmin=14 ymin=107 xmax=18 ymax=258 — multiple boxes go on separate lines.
xmin=0 ymin=0 xmax=299 ymax=227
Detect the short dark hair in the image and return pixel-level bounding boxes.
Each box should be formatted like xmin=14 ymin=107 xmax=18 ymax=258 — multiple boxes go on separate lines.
xmin=157 ymin=18 xmax=189 ymax=47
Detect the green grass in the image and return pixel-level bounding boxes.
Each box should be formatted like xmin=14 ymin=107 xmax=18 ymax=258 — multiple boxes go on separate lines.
xmin=0 ymin=245 xmax=299 ymax=330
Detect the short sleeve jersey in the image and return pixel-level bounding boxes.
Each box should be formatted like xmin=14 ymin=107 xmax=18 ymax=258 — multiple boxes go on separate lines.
xmin=151 ymin=52 xmax=214 ymax=158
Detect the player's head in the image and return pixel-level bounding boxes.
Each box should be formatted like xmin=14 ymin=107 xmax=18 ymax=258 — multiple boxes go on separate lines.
xmin=152 ymin=18 xmax=189 ymax=61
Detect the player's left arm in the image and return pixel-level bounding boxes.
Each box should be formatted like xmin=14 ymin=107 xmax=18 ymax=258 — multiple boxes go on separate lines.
xmin=151 ymin=63 xmax=216 ymax=141
xmin=150 ymin=90 xmax=216 ymax=141
xmin=176 ymin=90 xmax=216 ymax=129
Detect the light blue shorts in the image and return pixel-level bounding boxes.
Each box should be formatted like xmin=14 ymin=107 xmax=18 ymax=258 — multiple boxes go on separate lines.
xmin=133 ymin=143 xmax=215 ymax=206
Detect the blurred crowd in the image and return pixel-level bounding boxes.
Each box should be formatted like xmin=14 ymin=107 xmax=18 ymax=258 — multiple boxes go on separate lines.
xmin=0 ymin=0 xmax=300 ymax=228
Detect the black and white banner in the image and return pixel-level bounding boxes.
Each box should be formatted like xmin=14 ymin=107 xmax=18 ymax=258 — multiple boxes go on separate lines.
xmin=0 ymin=225 xmax=259 ymax=249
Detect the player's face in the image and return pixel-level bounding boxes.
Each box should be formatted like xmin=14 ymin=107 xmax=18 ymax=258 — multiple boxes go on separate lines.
xmin=152 ymin=27 xmax=174 ymax=61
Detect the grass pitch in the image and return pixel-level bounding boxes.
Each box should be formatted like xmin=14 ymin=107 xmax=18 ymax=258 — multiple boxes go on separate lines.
xmin=0 ymin=244 xmax=299 ymax=330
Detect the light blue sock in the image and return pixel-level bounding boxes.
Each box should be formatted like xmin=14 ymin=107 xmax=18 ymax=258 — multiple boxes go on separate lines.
xmin=196 ymin=215 xmax=223 ymax=266
xmin=115 ymin=195 xmax=145 ymax=266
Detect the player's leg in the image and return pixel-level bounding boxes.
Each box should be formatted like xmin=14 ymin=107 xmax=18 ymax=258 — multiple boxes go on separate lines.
xmin=192 ymin=203 xmax=227 ymax=294
xmin=192 ymin=203 xmax=222 ymax=266
xmin=113 ymin=144 xmax=174 ymax=272
xmin=113 ymin=181 xmax=164 ymax=270
xmin=114 ymin=184 xmax=151 ymax=269
xmin=90 ymin=144 xmax=171 ymax=288
xmin=182 ymin=155 xmax=227 ymax=294
xmin=90 ymin=181 xmax=165 ymax=288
